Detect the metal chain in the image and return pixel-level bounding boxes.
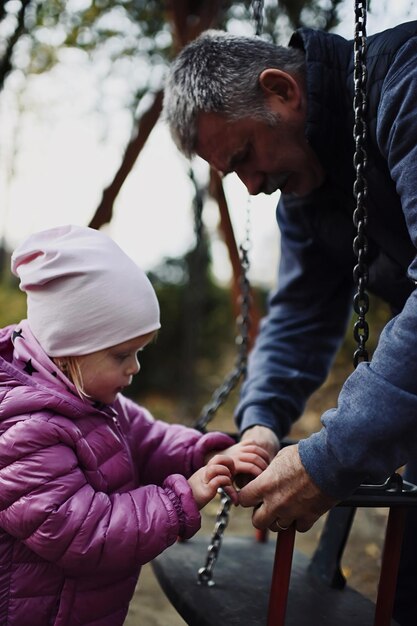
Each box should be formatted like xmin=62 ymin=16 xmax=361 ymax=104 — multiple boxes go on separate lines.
xmin=196 ymin=200 xmax=252 ymax=586
xmin=352 ymin=0 xmax=369 ymax=368
xmin=252 ymin=0 xmax=264 ymax=36
xmin=193 ymin=264 xmax=250 ymax=431
xmin=197 ymin=489 xmax=232 ymax=586
xmin=194 ymin=199 xmax=252 ymax=433
xmin=196 ymin=0 xmax=262 ymax=586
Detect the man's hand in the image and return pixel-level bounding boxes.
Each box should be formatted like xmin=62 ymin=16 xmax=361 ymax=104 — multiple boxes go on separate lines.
xmin=238 ymin=444 xmax=337 ymax=532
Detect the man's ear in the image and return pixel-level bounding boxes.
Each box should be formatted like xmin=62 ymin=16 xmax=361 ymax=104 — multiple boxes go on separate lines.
xmin=259 ymin=68 xmax=302 ymax=110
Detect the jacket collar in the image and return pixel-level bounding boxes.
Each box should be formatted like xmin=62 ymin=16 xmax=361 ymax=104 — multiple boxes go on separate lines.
xmin=0 ymin=321 xmax=116 ymax=420
xmin=289 ymin=27 xmax=354 ymax=174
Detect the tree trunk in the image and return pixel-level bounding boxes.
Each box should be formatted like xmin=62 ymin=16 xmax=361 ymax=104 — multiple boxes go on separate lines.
xmin=165 ymin=0 xmax=222 ymax=49
xmin=88 ymin=90 xmax=164 ymax=229
xmin=89 ymin=0 xmax=222 ymax=231
xmin=209 ymin=168 xmax=261 ymax=346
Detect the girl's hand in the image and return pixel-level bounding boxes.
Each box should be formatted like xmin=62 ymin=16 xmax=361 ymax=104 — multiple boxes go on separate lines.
xmin=188 ymin=455 xmax=237 ymax=510
xmin=216 ymin=440 xmax=270 ymax=486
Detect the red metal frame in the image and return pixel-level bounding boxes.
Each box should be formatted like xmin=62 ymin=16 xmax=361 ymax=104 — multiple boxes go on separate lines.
xmin=267 ymin=508 xmax=407 ymax=626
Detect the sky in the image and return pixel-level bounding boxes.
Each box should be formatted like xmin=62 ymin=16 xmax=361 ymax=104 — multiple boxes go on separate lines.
xmin=0 ymin=0 xmax=416 ymax=288
xmin=0 ymin=29 xmax=280 ymax=287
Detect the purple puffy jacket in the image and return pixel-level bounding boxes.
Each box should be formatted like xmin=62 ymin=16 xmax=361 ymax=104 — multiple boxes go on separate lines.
xmin=0 ymin=321 xmax=234 ymax=625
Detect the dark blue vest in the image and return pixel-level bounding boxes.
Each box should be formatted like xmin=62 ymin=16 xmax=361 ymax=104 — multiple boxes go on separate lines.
xmin=285 ymin=22 xmax=417 ymax=312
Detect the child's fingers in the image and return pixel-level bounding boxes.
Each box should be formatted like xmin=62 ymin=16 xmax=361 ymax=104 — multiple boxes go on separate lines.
xmin=233 ymin=461 xmax=267 ymax=477
xmin=208 ymin=474 xmax=238 ymax=505
xmin=209 ymin=450 xmax=268 ymax=474
xmin=228 ymin=442 xmax=271 ymax=465
xmin=221 ymin=484 xmax=239 ymax=505
xmin=235 ymin=452 xmax=269 ymax=471
xmin=204 ymin=461 xmax=233 ymax=482
xmin=207 ymin=452 xmax=268 ymax=486
xmin=196 ymin=466 xmax=237 ymax=505
xmin=206 ymin=454 xmax=235 ymax=474
xmin=237 ymin=442 xmax=272 ymax=463
xmin=231 ymin=454 xmax=269 ymax=479
xmin=234 ymin=466 xmax=262 ymax=480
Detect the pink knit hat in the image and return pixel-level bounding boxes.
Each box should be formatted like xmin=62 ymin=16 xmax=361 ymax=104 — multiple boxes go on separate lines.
xmin=11 ymin=224 xmax=161 ymax=356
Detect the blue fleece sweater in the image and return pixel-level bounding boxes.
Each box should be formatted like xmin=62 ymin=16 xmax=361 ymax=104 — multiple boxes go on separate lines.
xmin=235 ymin=22 xmax=417 ymax=499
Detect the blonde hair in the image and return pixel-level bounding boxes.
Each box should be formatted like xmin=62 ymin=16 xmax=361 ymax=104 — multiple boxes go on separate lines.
xmin=52 ymin=356 xmax=88 ymax=399
xmin=53 ymin=330 xmax=158 ymax=401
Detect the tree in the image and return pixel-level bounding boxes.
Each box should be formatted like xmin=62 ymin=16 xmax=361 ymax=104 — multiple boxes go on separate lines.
xmin=0 ymin=0 xmax=347 ymax=408
xmin=1 ymin=0 xmax=344 ymax=227
xmin=0 ymin=0 xmax=32 ymax=93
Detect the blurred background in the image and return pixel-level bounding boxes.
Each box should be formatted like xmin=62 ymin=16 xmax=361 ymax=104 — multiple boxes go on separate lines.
xmin=2 ymin=2 xmax=417 ymax=624
xmin=1 ymin=0 xmax=415 ymax=426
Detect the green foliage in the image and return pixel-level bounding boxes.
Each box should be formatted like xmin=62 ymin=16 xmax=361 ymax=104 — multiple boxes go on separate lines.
xmin=276 ymin=0 xmax=344 ymax=31
xmin=0 ymin=255 xmax=264 ymax=418
xmin=0 ymin=259 xmax=391 ymax=430
xmin=0 ymin=279 xmax=26 ymax=327
xmin=2 ymin=0 xmax=344 ymax=105
xmin=124 ymin=252 xmax=268 ymax=421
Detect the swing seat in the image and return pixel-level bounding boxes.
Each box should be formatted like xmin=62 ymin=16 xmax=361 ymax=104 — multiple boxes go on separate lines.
xmin=152 ymin=478 xmax=417 ymax=626
xmin=153 ymin=535 xmax=394 ymax=626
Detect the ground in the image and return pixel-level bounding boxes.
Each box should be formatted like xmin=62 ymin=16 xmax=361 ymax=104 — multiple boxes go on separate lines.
xmin=124 ymin=361 xmax=392 ymax=625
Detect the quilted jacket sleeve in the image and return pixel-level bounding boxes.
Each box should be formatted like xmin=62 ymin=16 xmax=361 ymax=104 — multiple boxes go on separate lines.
xmin=0 ymin=411 xmax=226 ymax=576
xmin=118 ymin=395 xmax=235 ymax=484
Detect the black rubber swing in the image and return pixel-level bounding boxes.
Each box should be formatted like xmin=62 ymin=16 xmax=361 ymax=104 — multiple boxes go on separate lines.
xmin=152 ymin=2 xmax=417 ymax=624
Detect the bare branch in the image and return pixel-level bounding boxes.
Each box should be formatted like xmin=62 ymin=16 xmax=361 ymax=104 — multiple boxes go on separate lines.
xmin=88 ymin=90 xmax=164 ymax=230
xmin=209 ymin=168 xmax=260 ymax=344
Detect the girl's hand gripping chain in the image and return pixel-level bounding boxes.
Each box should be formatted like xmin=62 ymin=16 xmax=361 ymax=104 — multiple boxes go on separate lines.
xmin=188 ymin=455 xmax=238 ymax=509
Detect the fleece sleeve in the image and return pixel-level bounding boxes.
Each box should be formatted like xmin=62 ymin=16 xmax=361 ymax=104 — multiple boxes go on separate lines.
xmin=299 ymin=36 xmax=417 ymax=499
xmin=235 ymin=191 xmax=353 ymax=440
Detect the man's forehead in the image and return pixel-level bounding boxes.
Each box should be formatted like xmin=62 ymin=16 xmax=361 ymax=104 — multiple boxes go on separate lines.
xmin=196 ymin=112 xmax=243 ymax=172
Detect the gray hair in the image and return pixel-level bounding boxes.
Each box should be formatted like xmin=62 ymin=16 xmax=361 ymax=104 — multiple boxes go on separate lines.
xmin=163 ymin=29 xmax=305 ymax=157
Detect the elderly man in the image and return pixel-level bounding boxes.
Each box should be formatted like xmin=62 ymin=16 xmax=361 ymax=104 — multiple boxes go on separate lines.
xmin=163 ymin=24 xmax=417 ymax=624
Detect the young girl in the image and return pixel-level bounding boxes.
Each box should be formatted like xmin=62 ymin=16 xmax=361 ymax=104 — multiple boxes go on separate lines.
xmin=0 ymin=224 xmax=269 ymax=626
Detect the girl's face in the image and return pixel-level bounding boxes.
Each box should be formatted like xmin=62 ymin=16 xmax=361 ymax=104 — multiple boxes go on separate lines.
xmin=76 ymin=332 xmax=156 ymax=405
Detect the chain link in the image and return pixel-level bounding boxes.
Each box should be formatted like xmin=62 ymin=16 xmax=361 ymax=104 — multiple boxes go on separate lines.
xmin=194 ymin=199 xmax=252 ymax=433
xmin=197 ymin=489 xmax=232 ymax=586
xmin=352 ymin=0 xmax=369 ymax=368
xmin=196 ymin=0 xmax=262 ymax=585
xmin=196 ymin=200 xmax=252 ymax=585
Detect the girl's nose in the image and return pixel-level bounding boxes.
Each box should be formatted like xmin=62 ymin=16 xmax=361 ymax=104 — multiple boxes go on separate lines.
xmin=126 ymin=357 xmax=140 ymax=376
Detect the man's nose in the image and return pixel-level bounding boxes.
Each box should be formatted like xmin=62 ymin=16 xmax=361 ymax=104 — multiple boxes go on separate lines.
xmin=235 ymin=169 xmax=263 ymax=195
